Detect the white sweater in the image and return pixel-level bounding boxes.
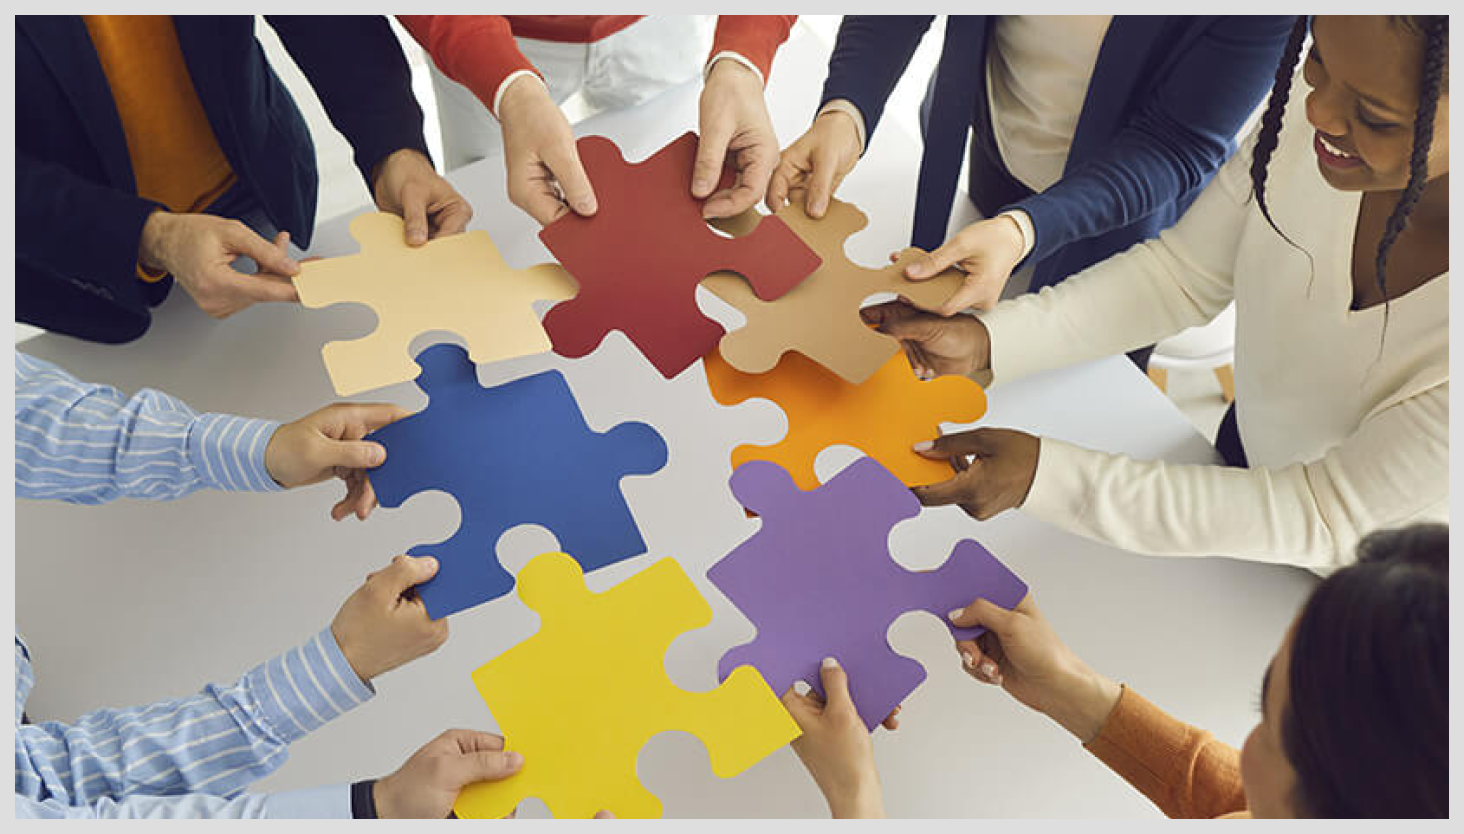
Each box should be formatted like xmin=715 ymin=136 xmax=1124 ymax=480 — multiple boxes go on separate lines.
xmin=976 ymin=91 xmax=1449 ymax=573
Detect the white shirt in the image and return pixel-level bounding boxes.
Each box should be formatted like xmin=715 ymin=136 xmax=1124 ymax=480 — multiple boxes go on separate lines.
xmin=985 ymin=15 xmax=1111 ymax=194
xmin=975 ymin=81 xmax=1449 ymax=573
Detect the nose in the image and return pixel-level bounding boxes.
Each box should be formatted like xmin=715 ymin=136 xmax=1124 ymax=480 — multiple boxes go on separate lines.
xmin=1304 ymin=86 xmax=1349 ymax=138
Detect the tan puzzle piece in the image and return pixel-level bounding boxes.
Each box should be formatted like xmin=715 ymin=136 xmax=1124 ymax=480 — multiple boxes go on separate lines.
xmin=703 ymin=197 xmax=966 ymax=384
xmin=293 ymin=212 xmax=578 ymax=396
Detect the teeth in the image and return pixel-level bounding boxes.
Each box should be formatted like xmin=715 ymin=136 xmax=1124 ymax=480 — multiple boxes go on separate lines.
xmin=1320 ymin=135 xmax=1355 ymax=158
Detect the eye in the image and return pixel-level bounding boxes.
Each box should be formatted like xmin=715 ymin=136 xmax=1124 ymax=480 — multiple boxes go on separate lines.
xmin=1357 ymin=106 xmax=1402 ymax=132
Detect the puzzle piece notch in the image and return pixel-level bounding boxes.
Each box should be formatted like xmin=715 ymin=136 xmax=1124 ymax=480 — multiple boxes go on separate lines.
xmin=294 ymin=211 xmax=577 ymax=396
xmin=703 ymin=345 xmax=987 ymax=491
xmin=455 ymin=552 xmax=800 ymax=819
xmin=704 ymin=197 xmax=967 ymax=384
xmin=368 ymin=344 xmax=668 ymax=618
xmin=539 ymin=133 xmax=822 ymax=379
xmin=709 ymin=457 xmax=1027 ymax=731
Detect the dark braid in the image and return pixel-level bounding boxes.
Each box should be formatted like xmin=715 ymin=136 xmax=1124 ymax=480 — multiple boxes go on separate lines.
xmin=1249 ymin=15 xmax=1311 ymax=242
xmin=1372 ymin=16 xmax=1448 ymax=341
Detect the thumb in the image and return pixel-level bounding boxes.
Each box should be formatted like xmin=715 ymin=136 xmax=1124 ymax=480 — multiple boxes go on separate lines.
xmin=904 ymin=240 xmax=964 ymax=281
xmin=456 ymin=749 xmax=524 ymax=785
xmin=338 ymin=402 xmax=413 ymax=434
xmin=949 ymin=596 xmax=1020 ymax=635
xmin=323 ymin=438 xmax=387 ymax=470
xmin=692 ymin=124 xmax=732 ymax=199
xmin=225 ymin=224 xmax=301 ymax=278
xmin=817 ymin=657 xmax=854 ymax=712
xmin=911 ymin=430 xmax=986 ymax=460
xmin=543 ymin=141 xmax=598 ymax=216
xmin=374 ymin=553 xmax=440 ymax=596
xmin=398 ymin=182 xmax=430 ymax=246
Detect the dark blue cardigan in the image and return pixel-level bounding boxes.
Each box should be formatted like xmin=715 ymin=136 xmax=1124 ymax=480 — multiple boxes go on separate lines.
xmin=820 ymin=15 xmax=1294 ymax=291
xmin=15 ymin=15 xmax=431 ymax=343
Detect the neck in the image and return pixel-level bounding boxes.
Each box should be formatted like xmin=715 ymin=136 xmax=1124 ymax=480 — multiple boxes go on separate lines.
xmin=1409 ymin=173 xmax=1451 ymax=233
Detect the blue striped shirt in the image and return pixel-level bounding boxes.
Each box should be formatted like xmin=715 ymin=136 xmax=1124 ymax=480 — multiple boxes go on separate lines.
xmin=13 ymin=351 xmax=372 ymax=817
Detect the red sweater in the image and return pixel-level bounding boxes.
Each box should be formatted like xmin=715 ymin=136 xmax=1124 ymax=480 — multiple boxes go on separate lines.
xmin=398 ymin=15 xmax=796 ymax=115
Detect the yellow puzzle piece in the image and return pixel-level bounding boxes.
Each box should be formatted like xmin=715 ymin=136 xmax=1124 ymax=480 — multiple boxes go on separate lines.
xmin=455 ymin=552 xmax=800 ymax=819
xmin=293 ymin=212 xmax=578 ymax=396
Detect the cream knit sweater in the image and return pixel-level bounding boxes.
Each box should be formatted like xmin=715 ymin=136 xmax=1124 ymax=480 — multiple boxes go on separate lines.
xmin=976 ymin=93 xmax=1448 ymax=573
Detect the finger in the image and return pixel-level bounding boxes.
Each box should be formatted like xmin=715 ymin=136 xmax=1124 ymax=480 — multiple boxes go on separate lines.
xmin=779 ymin=686 xmax=820 ymax=723
xmin=428 ymin=197 xmax=473 ymax=239
xmin=354 ymin=477 xmax=379 ymax=521
xmin=765 ymin=161 xmax=795 ymax=213
xmin=543 ymin=142 xmax=598 ymax=216
xmin=522 ymin=186 xmax=571 ymax=227
xmin=593 ymin=810 xmax=615 ymax=819
xmin=904 ymin=239 xmax=965 ymax=281
xmin=691 ymin=124 xmax=732 ymax=199
xmin=817 ymin=657 xmax=855 ymax=713
xmin=880 ymin=705 xmax=902 ymax=731
xmin=706 ymin=148 xmax=775 ymax=219
xmin=226 ymin=269 xmax=301 ymax=305
xmin=804 ymin=150 xmax=841 ymax=219
xmin=953 ymin=638 xmax=1000 ymax=683
xmin=224 ymin=222 xmax=300 ymax=277
xmin=370 ymin=553 xmax=440 ymax=597
xmin=909 ymin=473 xmax=971 ymax=508
xmin=457 ymin=749 xmax=524 ymax=785
xmin=399 ymin=182 xmax=430 ymax=246
xmin=938 ymin=278 xmax=986 ymax=317
xmin=335 ymin=402 xmax=412 ymax=434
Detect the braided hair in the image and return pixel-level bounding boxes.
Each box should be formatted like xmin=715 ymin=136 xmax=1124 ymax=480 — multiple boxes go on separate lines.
xmin=1248 ymin=16 xmax=1449 ymax=340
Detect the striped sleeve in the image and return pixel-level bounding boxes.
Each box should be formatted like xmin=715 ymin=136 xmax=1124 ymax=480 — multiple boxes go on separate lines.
xmin=13 ymin=785 xmax=352 ymax=819
xmin=14 ymin=628 xmax=372 ymax=807
xmin=14 ymin=351 xmax=282 ymax=502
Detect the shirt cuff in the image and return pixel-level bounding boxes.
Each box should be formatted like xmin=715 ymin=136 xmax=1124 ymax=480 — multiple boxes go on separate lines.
xmin=492 ymin=69 xmax=544 ymax=119
xmin=705 ymin=50 xmax=766 ymax=87
xmin=999 ymin=209 xmax=1036 ymax=261
xmin=816 ymin=98 xmax=867 ymax=154
xmin=187 ymin=414 xmax=283 ymax=493
xmin=1016 ymin=436 xmax=1090 ymax=525
xmin=244 ymin=627 xmax=376 ymax=746
xmin=265 ymin=785 xmax=353 ymax=819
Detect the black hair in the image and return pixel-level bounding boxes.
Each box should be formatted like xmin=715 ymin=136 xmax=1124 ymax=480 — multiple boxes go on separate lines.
xmin=1249 ymin=16 xmax=1448 ymax=337
xmin=1282 ymin=523 xmax=1449 ymax=817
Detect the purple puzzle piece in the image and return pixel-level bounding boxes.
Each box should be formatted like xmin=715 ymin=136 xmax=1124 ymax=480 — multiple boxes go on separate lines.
xmin=708 ymin=457 xmax=1028 ymax=731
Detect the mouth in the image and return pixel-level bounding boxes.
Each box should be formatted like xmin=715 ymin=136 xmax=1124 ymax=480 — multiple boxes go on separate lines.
xmin=1313 ymin=131 xmax=1365 ymax=171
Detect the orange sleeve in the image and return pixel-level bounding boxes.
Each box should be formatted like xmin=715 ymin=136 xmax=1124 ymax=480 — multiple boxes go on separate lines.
xmin=709 ymin=15 xmax=797 ymax=82
xmin=397 ymin=15 xmax=538 ymax=115
xmin=1083 ymin=687 xmax=1249 ymax=819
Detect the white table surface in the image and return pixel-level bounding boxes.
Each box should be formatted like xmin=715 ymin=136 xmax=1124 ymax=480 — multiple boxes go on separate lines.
xmin=14 ymin=25 xmax=1317 ymax=818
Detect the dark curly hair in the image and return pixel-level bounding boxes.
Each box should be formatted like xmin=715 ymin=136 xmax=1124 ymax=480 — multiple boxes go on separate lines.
xmin=1282 ymin=523 xmax=1448 ymax=817
xmin=1249 ymin=16 xmax=1448 ymax=338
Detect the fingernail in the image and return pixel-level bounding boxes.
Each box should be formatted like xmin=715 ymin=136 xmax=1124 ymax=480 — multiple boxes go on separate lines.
xmin=822 ymin=656 xmax=839 ymax=669
xmin=506 ymin=751 xmax=523 ymax=768
xmin=948 ymin=608 xmax=964 ymax=622
xmin=370 ymin=447 xmax=385 ymax=465
xmin=912 ymin=440 xmax=933 ymax=452
xmin=693 ymin=177 xmax=710 ymax=192
xmin=574 ymin=198 xmax=596 ymax=214
xmin=981 ymin=662 xmax=997 ymax=679
xmin=961 ymin=652 xmax=974 ymax=669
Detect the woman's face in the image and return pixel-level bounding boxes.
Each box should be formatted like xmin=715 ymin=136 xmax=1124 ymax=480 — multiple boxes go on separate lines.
xmin=1303 ymin=15 xmax=1449 ymax=192
xmin=1239 ymin=624 xmax=1301 ymax=817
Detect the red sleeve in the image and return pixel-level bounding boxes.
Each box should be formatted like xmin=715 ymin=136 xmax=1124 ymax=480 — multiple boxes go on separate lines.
xmin=709 ymin=15 xmax=796 ymax=82
xmin=396 ymin=15 xmax=539 ymax=115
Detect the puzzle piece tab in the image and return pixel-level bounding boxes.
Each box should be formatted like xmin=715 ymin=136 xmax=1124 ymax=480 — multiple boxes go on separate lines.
xmin=456 ymin=552 xmax=800 ymax=819
xmin=539 ymin=133 xmax=821 ymax=379
xmin=709 ymin=458 xmax=1027 ymax=730
xmin=705 ymin=196 xmax=966 ymax=384
xmin=294 ymin=212 xmax=577 ymax=396
xmin=368 ymin=344 xmax=667 ymax=618
xmin=702 ymin=346 xmax=987 ymax=491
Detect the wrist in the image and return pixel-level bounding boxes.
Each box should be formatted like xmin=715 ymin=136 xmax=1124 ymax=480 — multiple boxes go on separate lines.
xmin=1045 ymin=667 xmax=1122 ymax=744
xmin=827 ymin=779 xmax=885 ymax=819
xmin=970 ymin=316 xmax=993 ymax=375
xmin=330 ymin=622 xmax=376 ymax=685
xmin=371 ymin=776 xmax=398 ymax=820
xmin=370 ymin=148 xmax=429 ymax=191
xmin=138 ymin=209 xmax=174 ymax=273
xmin=707 ymin=54 xmax=761 ymax=88
xmin=496 ymin=72 xmax=549 ymax=122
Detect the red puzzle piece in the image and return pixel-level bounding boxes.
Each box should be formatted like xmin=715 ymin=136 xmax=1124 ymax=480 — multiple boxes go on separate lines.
xmin=540 ymin=133 xmax=821 ymax=379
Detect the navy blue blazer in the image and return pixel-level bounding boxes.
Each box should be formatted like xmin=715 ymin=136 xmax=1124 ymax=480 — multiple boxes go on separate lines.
xmin=15 ymin=15 xmax=431 ymax=343
xmin=821 ymin=16 xmax=1293 ymax=292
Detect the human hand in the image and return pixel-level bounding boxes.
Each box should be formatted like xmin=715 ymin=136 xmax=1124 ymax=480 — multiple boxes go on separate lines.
xmin=910 ymin=428 xmax=1040 ymax=521
xmin=860 ymin=299 xmax=991 ymax=380
xmin=371 ymin=148 xmax=473 ymax=245
xmin=499 ymin=75 xmax=597 ymax=225
xmin=330 ymin=554 xmax=448 ymax=683
xmin=264 ymin=403 xmax=410 ymax=520
xmin=694 ymin=58 xmax=779 ymax=219
xmin=783 ymin=658 xmax=886 ymax=819
xmin=766 ymin=109 xmax=862 ymax=218
xmin=138 ymin=211 xmax=300 ymax=318
xmin=904 ymin=214 xmax=1027 ymax=314
xmin=374 ymin=729 xmax=523 ymax=819
xmin=947 ymin=594 xmax=1121 ymax=743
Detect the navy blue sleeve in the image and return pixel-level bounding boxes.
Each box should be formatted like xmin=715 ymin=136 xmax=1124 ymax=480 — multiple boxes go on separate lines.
xmin=263 ymin=15 xmax=433 ymax=187
xmin=818 ymin=15 xmax=935 ymax=149
xmin=1011 ymin=16 xmax=1294 ymax=265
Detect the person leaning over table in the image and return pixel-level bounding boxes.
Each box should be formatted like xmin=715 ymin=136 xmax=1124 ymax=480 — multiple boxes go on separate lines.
xmin=769 ymin=15 xmax=1294 ymax=330
xmin=11 ymin=351 xmax=527 ymax=818
xmin=861 ymin=14 xmax=1448 ymax=573
xmin=398 ymin=15 xmax=797 ymax=225
xmin=15 ymin=15 xmax=471 ymax=343
xmin=784 ymin=523 xmax=1448 ymax=818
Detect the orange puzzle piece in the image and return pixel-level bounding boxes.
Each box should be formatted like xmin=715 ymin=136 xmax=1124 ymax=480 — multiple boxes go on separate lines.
xmin=702 ymin=346 xmax=987 ymax=490
xmin=704 ymin=197 xmax=966 ymax=384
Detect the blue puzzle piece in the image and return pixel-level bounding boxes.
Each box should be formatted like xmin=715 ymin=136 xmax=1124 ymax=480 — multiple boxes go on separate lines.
xmin=368 ymin=344 xmax=669 ymax=618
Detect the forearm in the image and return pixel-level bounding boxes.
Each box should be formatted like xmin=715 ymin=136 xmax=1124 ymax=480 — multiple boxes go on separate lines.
xmin=15 ymin=784 xmax=352 ymax=819
xmin=16 ymin=628 xmax=372 ymax=805
xmin=14 ymin=353 xmax=281 ymax=502
xmin=709 ymin=15 xmax=797 ymax=82
xmin=819 ymin=15 xmax=933 ymax=144
xmin=397 ymin=15 xmax=535 ymax=117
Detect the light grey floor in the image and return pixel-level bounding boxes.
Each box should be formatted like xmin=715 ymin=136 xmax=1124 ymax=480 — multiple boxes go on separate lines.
xmin=15 ymin=15 xmax=1232 ymax=446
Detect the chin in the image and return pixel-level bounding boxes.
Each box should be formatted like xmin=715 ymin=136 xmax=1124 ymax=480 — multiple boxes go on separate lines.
xmin=1314 ymin=158 xmax=1373 ymax=192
